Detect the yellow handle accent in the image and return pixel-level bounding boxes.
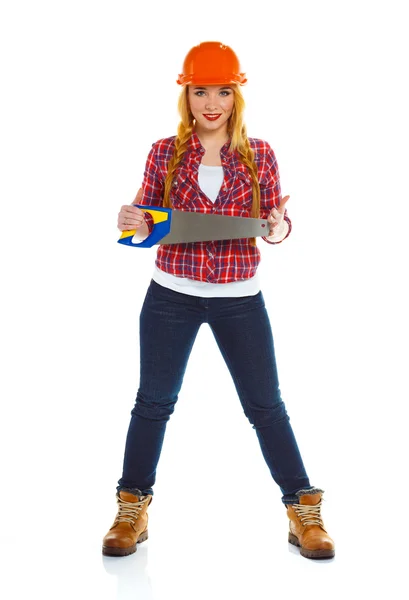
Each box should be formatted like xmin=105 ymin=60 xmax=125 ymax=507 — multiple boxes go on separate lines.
xmin=119 ymin=230 xmax=136 ymax=240
xmin=141 ymin=208 xmax=169 ymax=224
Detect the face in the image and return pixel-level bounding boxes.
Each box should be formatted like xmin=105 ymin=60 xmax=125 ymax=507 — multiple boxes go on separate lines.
xmin=188 ymin=85 xmax=235 ymax=136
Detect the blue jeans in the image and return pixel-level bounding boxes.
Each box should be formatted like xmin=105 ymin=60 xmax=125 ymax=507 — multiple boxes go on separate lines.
xmin=118 ymin=280 xmax=311 ymax=504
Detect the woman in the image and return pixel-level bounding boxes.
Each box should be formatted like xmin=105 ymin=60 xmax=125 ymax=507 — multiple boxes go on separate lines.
xmin=102 ymin=41 xmax=335 ymax=560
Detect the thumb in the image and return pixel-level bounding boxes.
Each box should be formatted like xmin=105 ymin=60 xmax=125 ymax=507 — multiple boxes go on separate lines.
xmin=133 ymin=187 xmax=143 ymax=204
xmin=277 ymin=194 xmax=290 ymax=213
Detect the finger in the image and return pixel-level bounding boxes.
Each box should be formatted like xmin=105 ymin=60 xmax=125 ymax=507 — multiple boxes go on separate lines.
xmin=119 ymin=216 xmax=144 ymax=228
xmin=267 ymin=220 xmax=278 ymax=232
xmin=121 ymin=205 xmax=144 ymax=215
xmin=277 ymin=195 xmax=290 ymax=212
xmin=268 ymin=207 xmax=280 ymax=219
xmin=120 ymin=210 xmax=144 ymax=224
xmin=268 ymin=208 xmax=283 ymax=225
xmin=127 ymin=217 xmax=145 ymax=226
xmin=118 ymin=223 xmax=135 ymax=231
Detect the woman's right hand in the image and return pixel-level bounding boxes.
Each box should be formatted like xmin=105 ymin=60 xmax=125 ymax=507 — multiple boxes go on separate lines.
xmin=117 ymin=188 xmax=145 ymax=231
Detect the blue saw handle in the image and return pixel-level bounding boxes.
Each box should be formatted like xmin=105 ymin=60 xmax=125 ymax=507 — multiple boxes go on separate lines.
xmin=117 ymin=205 xmax=172 ymax=248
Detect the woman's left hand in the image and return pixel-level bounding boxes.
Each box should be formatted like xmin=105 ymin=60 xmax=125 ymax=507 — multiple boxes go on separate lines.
xmin=267 ymin=195 xmax=290 ymax=236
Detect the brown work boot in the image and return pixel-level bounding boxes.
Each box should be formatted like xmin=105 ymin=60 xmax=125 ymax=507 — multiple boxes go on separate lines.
xmin=286 ymin=489 xmax=335 ymax=559
xmin=102 ymin=489 xmax=152 ymax=556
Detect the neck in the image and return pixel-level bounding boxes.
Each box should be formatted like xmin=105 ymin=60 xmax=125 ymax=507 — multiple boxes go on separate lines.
xmin=194 ymin=125 xmax=229 ymax=150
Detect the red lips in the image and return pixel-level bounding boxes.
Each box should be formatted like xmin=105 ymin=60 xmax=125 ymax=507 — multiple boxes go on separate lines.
xmin=203 ymin=114 xmax=221 ymax=121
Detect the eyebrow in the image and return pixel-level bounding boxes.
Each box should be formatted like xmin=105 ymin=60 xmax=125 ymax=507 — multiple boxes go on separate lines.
xmin=193 ymin=86 xmax=232 ymax=90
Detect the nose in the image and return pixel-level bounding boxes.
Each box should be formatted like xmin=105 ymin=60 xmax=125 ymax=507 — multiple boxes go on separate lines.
xmin=205 ymin=102 xmax=217 ymax=111
xmin=205 ymin=93 xmax=219 ymax=111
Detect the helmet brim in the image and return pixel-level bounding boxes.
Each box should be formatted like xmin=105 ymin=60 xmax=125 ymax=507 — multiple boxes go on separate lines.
xmin=176 ymin=74 xmax=247 ymax=86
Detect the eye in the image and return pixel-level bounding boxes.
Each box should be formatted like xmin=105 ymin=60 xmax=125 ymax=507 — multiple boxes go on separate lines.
xmin=219 ymin=90 xmax=232 ymax=97
xmin=194 ymin=90 xmax=206 ymax=97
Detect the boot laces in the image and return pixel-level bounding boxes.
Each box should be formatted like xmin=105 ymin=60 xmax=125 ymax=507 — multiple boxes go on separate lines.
xmin=113 ymin=496 xmax=148 ymax=529
xmin=293 ymin=500 xmax=324 ymax=527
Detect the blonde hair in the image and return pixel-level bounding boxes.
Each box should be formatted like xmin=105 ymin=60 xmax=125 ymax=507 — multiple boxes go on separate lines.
xmin=163 ymin=86 xmax=261 ymax=243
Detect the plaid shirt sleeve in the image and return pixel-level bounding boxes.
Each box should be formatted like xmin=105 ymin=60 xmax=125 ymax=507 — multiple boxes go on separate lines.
xmin=255 ymin=140 xmax=292 ymax=245
xmin=137 ymin=142 xmax=167 ymax=232
xmin=141 ymin=144 xmax=165 ymax=206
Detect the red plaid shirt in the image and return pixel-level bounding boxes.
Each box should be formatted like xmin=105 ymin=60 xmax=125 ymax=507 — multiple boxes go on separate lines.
xmin=139 ymin=133 xmax=291 ymax=283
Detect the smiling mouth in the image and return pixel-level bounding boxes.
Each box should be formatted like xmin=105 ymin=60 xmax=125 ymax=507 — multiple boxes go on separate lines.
xmin=203 ymin=114 xmax=221 ymax=121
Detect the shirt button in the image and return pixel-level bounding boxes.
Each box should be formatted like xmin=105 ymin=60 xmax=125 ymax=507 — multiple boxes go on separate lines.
xmin=208 ymin=252 xmax=213 ymax=258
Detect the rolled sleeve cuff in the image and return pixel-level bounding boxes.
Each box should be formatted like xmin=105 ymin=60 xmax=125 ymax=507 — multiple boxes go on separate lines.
xmin=141 ymin=211 xmax=154 ymax=234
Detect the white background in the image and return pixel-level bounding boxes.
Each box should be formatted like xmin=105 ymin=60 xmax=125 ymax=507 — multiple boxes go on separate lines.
xmin=1 ymin=0 xmax=408 ymax=598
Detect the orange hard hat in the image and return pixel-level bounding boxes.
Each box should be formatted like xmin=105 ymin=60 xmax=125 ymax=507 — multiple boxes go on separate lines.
xmin=177 ymin=41 xmax=247 ymax=86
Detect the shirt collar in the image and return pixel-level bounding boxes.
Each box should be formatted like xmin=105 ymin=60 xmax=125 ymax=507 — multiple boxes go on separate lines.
xmin=187 ymin=131 xmax=232 ymax=158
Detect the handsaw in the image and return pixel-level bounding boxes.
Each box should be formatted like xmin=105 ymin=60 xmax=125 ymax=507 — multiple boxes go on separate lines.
xmin=118 ymin=205 xmax=270 ymax=248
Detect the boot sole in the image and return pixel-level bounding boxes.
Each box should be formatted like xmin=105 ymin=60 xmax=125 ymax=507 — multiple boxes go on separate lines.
xmin=288 ymin=533 xmax=335 ymax=559
xmin=102 ymin=529 xmax=149 ymax=557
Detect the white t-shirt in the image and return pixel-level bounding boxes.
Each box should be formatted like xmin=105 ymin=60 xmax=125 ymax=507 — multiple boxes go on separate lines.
xmin=197 ymin=164 xmax=224 ymax=202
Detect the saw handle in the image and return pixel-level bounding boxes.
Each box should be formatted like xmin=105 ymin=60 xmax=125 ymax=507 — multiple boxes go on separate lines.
xmin=117 ymin=205 xmax=172 ymax=248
